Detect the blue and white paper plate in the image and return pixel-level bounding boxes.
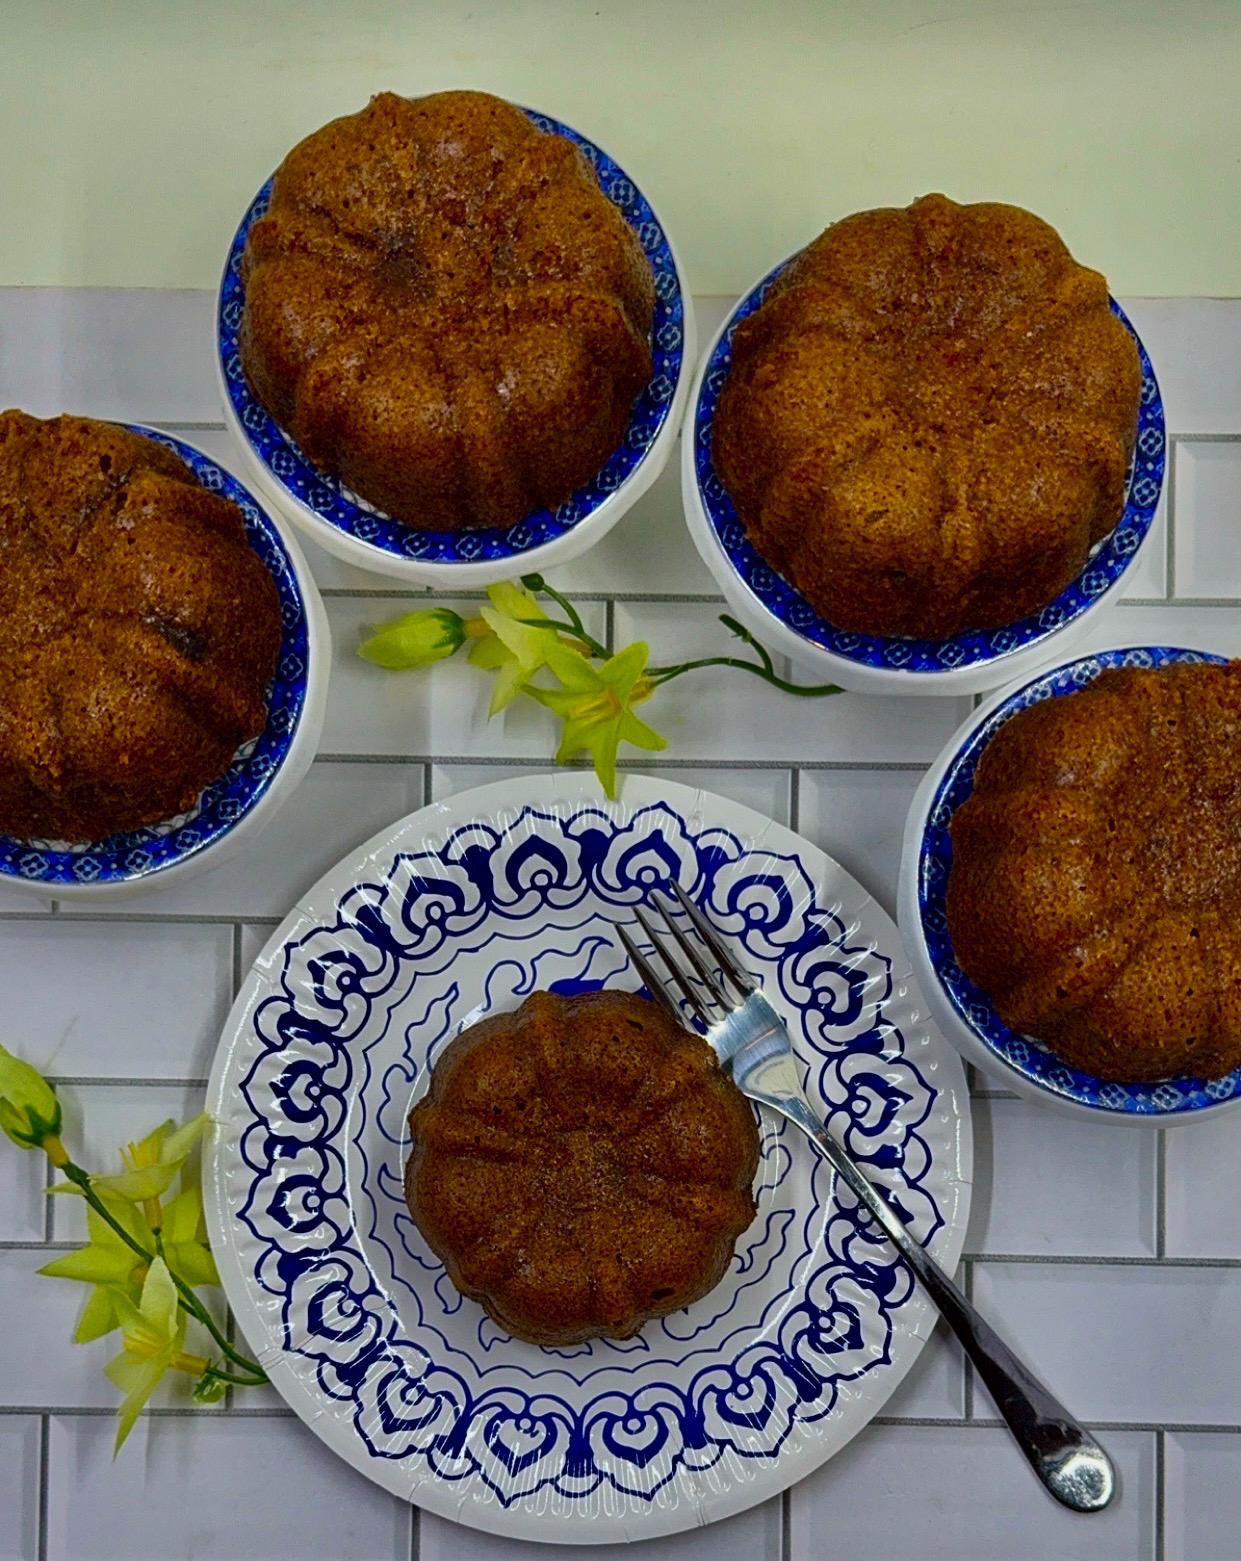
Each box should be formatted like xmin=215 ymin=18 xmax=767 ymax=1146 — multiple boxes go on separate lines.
xmin=206 ymin=772 xmax=970 ymax=1543
xmin=898 ymin=645 xmax=1241 ymax=1122
xmin=682 ymin=256 xmax=1166 ymax=696
xmin=217 ymin=107 xmax=694 ymax=587
xmin=0 ymin=427 xmax=328 ymax=900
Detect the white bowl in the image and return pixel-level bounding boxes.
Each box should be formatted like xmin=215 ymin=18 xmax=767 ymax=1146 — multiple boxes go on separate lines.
xmin=681 ymin=256 xmax=1165 ymax=697
xmin=897 ymin=642 xmax=1241 ymax=1124
xmin=0 ymin=428 xmax=329 ymax=902
xmin=217 ymin=106 xmax=696 ymax=588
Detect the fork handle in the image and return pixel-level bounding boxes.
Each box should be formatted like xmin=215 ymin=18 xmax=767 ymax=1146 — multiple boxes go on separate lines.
xmin=783 ymin=1097 xmax=1115 ymax=1513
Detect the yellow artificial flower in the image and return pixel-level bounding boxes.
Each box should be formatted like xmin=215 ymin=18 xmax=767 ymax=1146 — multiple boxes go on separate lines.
xmin=51 ymin=1114 xmax=209 ymax=1222
xmin=0 ymin=1043 xmax=63 ymax=1159
xmin=357 ymin=607 xmax=468 ymax=670
xmin=105 ymin=1259 xmax=207 ymax=1454
xmin=468 ymin=580 xmax=560 ymax=715
xmin=38 ymin=1183 xmax=217 ymax=1343
xmin=38 ymin=1195 xmax=151 ymax=1343
xmin=160 ymin=1183 xmax=220 ymax=1288
xmin=529 ymin=639 xmax=667 ymax=799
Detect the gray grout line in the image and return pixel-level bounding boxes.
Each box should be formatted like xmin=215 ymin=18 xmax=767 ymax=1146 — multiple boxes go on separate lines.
xmin=1168 ymin=431 xmax=1241 ymax=444
xmin=788 ymin=769 xmax=800 ymax=832
xmin=965 ymin=1252 xmax=1241 ymax=1268
xmin=962 ymin=1260 xmax=975 ymax=1419
xmin=231 ymin=923 xmax=242 ymax=1000
xmin=151 ymin=420 xmax=227 ymax=432
xmin=604 ymin=598 xmax=616 ymax=654
xmin=1155 ymin=1427 xmax=1166 ymax=1561
xmin=44 ymin=1075 xmax=209 ymax=1088
xmin=321 ymin=587 xmax=729 ymax=604
xmin=37 ymin=1413 xmax=49 ymax=1561
xmin=870 ymin=1415 xmax=1199 ymax=1433
xmin=1142 ymin=595 xmax=1241 ymax=607
xmin=0 ymin=1404 xmax=296 ymax=1418
xmin=1156 ymin=1132 xmax=1168 ymax=1259
xmin=410 ymin=1505 xmax=421 ymax=1561
xmin=316 ymin=753 xmax=932 ymax=773
xmin=780 ymin=1487 xmax=792 ymax=1561
xmin=422 ymin=764 xmax=434 ymax=807
xmin=42 ymin=1153 xmax=54 ymax=1242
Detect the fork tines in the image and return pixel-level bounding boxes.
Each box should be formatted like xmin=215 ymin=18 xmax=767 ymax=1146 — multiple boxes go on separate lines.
xmin=615 ymin=880 xmax=755 ymax=1030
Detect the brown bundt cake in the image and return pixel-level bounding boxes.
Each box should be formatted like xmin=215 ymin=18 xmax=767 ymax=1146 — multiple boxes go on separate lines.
xmin=239 ymin=89 xmax=656 ymax=530
xmin=0 ymin=412 xmax=282 ymax=842
xmin=946 ymin=661 xmax=1241 ymax=1081
xmin=713 ymin=194 xmax=1142 ymax=639
xmin=405 ymin=989 xmax=760 ymax=1345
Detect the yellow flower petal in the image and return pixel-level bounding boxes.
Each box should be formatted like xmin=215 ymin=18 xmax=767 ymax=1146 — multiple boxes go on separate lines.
xmin=123 ymin=1120 xmax=176 ymax=1172
xmin=108 ymin=1353 xmax=169 ymax=1455
xmin=161 ymin=1186 xmax=202 ymax=1246
xmin=167 ymin=1241 xmax=219 ymax=1288
xmin=74 ymin=1285 xmax=123 ymax=1345
xmin=138 ymin=1257 xmax=180 ymax=1342
xmin=38 ymin=1247 xmax=135 ymax=1286
xmin=158 ymin=1113 xmax=210 ymax=1168
xmin=89 ymin=1164 xmax=180 ymax=1204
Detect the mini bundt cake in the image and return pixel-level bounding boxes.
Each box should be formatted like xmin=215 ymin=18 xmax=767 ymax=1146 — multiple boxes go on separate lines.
xmin=713 ymin=194 xmax=1142 ymax=639
xmin=240 ymin=89 xmax=656 ymax=530
xmin=405 ymin=989 xmax=760 ymax=1345
xmin=0 ymin=412 xmax=282 ymax=842
xmin=946 ymin=661 xmax=1241 ymax=1081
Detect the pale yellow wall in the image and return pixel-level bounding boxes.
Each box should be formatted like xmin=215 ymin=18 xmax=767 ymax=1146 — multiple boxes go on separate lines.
xmin=2 ymin=0 xmax=1239 ymax=296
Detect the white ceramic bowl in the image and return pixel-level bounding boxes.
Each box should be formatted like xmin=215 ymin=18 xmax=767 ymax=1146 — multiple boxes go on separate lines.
xmin=897 ymin=642 xmax=1241 ymax=1124
xmin=217 ymin=107 xmax=695 ymax=588
xmin=681 ymin=256 xmax=1166 ymax=697
xmin=0 ymin=428 xmax=329 ymax=902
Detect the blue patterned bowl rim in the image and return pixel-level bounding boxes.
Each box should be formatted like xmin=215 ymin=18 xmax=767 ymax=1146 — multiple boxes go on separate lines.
xmin=217 ymin=106 xmax=687 ymax=567
xmin=692 ymin=257 xmax=1166 ymax=675
xmin=916 ymin=645 xmax=1241 ymax=1115
xmin=0 ymin=427 xmax=312 ymax=889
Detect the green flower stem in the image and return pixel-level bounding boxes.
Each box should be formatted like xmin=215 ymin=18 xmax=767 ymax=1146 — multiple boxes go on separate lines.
xmin=647 ymin=656 xmax=843 ymax=696
xmin=648 ymin=614 xmax=842 ymax=697
xmin=517 ymin=596 xmax=841 ymax=699
xmin=516 ymin=616 xmax=611 ymax=660
xmin=201 ymin=1363 xmax=268 ymax=1388
xmin=519 ymin=573 xmax=596 ymax=643
xmin=62 ymin=1163 xmax=267 ymax=1383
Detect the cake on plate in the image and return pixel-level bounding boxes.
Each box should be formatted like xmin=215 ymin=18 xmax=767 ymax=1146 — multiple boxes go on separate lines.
xmin=946 ymin=660 xmax=1241 ymax=1081
xmin=0 ymin=412 xmax=281 ymax=843
xmin=239 ymin=89 xmax=656 ymax=530
xmin=405 ymin=988 xmax=760 ymax=1345
xmin=713 ymin=194 xmax=1142 ymax=639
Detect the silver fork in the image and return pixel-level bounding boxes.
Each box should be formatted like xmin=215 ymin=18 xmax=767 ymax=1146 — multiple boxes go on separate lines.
xmin=615 ymin=881 xmax=1115 ymax=1514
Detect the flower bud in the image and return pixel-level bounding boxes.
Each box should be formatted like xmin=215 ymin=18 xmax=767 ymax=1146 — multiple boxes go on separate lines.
xmin=0 ymin=1044 xmax=62 ymax=1152
xmin=358 ymin=609 xmax=467 ymax=670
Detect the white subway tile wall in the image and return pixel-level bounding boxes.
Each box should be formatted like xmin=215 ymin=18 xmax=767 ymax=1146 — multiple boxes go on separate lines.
xmin=1173 ymin=439 xmax=1241 ymax=597
xmin=0 ymin=1417 xmax=40 ymax=1561
xmin=0 ymin=290 xmax=1235 ymax=1560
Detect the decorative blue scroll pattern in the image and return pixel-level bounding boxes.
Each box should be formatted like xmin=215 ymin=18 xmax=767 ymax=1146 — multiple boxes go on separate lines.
xmin=917 ymin=646 xmax=1241 ymax=1116
xmin=233 ymin=801 xmax=949 ymax=1509
xmin=217 ymin=110 xmax=686 ymax=567
xmin=692 ymin=263 xmax=1166 ymax=675
xmin=0 ymin=429 xmax=310 ymax=889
